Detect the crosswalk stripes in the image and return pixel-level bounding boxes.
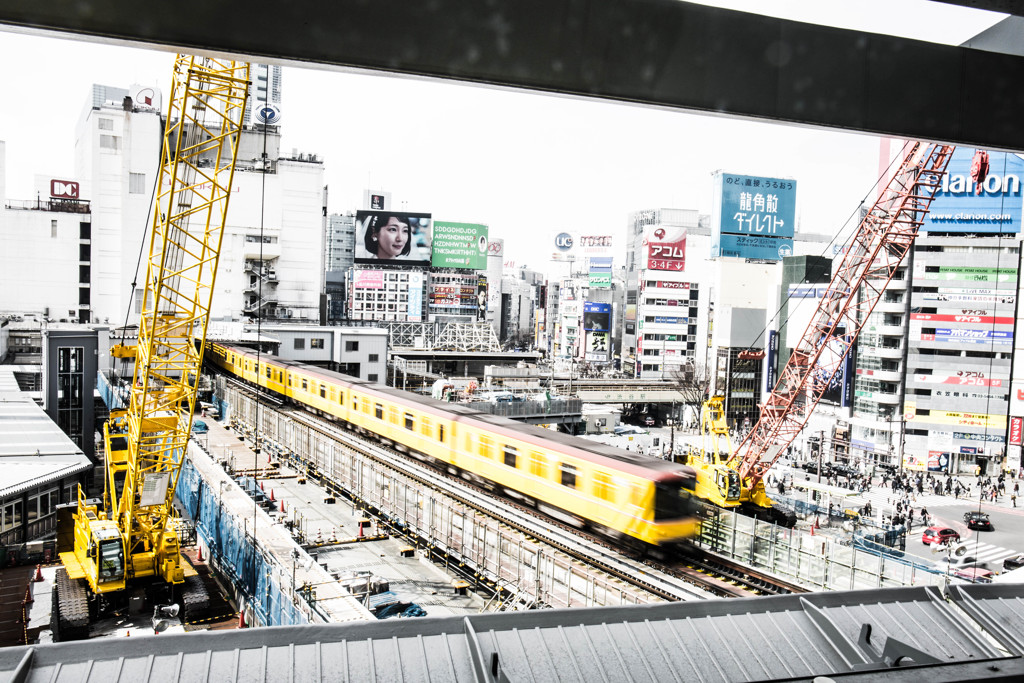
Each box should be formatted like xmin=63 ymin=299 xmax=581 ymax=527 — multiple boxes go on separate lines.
xmin=952 ymin=540 xmax=1018 ymax=568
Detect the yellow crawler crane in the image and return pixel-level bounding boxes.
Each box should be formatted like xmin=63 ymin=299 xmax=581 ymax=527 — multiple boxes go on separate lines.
xmin=53 ymin=56 xmax=249 ymax=641
xmin=686 ymin=397 xmax=792 ymax=526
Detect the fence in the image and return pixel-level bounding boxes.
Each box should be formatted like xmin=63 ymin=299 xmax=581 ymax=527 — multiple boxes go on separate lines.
xmin=694 ymin=507 xmax=942 ymax=591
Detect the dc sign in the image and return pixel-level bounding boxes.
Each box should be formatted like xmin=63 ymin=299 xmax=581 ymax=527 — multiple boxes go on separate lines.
xmin=555 ymin=232 xmax=574 ymax=251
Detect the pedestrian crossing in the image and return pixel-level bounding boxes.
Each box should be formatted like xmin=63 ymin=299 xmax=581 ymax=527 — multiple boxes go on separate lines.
xmin=940 ymin=540 xmax=1019 ymax=569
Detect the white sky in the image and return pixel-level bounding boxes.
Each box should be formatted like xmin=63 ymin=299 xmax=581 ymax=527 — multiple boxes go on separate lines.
xmin=0 ymin=1 xmax=1006 ymax=272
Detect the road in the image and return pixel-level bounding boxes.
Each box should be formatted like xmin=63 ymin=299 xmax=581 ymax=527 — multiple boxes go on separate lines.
xmin=645 ymin=424 xmax=1024 ymax=573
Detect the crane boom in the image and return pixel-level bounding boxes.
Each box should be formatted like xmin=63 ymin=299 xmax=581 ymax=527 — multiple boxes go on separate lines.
xmin=728 ymin=142 xmax=955 ymax=487
xmin=61 ymin=56 xmax=249 ymax=598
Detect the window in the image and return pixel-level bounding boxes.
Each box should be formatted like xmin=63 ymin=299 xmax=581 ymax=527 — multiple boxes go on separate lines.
xmin=79 ymin=287 xmax=90 ymax=305
xmin=369 ymin=354 xmax=379 ymax=362
xmin=439 ymin=424 xmax=445 ymax=442
xmin=129 ymin=172 xmax=145 ymax=194
xmin=594 ymin=472 xmax=614 ymax=501
xmin=311 ymin=338 xmax=325 ymax=349
xmin=99 ymin=134 xmax=121 ymax=151
xmin=301 ymin=378 xmax=308 ymax=391
xmin=1 ymin=500 xmax=23 ymax=532
xmin=79 ymin=223 xmax=91 ymax=240
xmin=560 ymin=463 xmax=578 ymax=488
xmin=79 ymin=244 xmax=90 ymax=262
xmin=294 ymin=338 xmax=305 ymax=350
xmin=97 ymin=118 xmax=113 ymax=130
xmin=368 ymin=374 xmax=378 ymax=382
xmin=374 ymin=403 xmax=384 ymax=420
xmin=346 ymin=341 xmax=359 ymax=352
xmin=480 ymin=436 xmax=494 ymax=459
xmin=503 ymin=445 xmax=518 ymax=468
xmin=319 ymin=385 xmax=326 ymax=399
xmin=352 ymin=395 xmax=359 ymax=410
xmin=421 ymin=416 xmax=432 ymax=436
xmin=51 ymin=220 xmax=58 ymax=238
xmin=338 ymin=391 xmax=345 ymax=405
xmin=404 ymin=413 xmax=415 ymax=430
xmin=265 ymin=366 xmax=271 ymax=378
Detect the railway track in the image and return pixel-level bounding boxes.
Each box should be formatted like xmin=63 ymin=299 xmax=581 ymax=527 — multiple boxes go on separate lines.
xmin=223 ymin=379 xmax=803 ymax=600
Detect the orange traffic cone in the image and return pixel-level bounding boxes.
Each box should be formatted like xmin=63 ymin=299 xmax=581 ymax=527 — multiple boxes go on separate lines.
xmin=237 ymin=611 xmax=246 ymax=629
xmin=34 ymin=565 xmax=43 ymax=582
xmin=810 ymin=524 xmax=815 ymax=536
xmin=269 ymin=489 xmax=275 ymax=502
xmin=126 ymin=630 xmax=131 ymax=637
xmin=260 ymin=481 xmax=265 ymax=492
xmin=279 ymin=499 xmax=286 ymax=514
xmin=197 ymin=545 xmax=204 ymax=562
xmin=23 ymin=587 xmax=32 ymax=605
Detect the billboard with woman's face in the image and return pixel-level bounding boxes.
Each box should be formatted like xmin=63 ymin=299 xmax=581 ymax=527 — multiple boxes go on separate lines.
xmin=354 ymin=210 xmax=433 ymax=265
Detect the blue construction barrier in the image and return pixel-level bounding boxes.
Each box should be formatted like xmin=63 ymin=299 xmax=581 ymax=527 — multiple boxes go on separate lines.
xmin=176 ymin=459 xmax=305 ymax=627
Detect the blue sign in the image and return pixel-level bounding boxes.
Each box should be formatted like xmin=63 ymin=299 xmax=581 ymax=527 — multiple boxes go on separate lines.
xmin=590 ymin=257 xmax=613 ymax=268
xmin=712 ymin=172 xmax=797 ymax=261
xmin=555 ymin=232 xmax=574 ymax=250
xmin=713 ymin=233 xmax=794 ymax=260
xmin=925 ymin=149 xmax=1023 ymax=234
xmin=583 ymin=302 xmax=612 ymax=331
xmin=653 ymin=316 xmax=686 ymax=324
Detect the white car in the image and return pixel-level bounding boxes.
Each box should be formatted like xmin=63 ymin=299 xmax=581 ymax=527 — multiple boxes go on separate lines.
xmin=938 ymin=554 xmax=987 ymax=571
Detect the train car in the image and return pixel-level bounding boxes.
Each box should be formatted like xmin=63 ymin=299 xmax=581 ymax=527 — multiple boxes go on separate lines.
xmin=205 ymin=342 xmax=700 ymax=548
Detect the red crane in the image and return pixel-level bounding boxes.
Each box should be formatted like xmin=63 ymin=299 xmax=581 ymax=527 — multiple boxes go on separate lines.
xmin=728 ymin=142 xmax=956 ymax=487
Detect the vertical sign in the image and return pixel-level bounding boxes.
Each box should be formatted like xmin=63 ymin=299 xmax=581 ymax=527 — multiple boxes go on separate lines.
xmin=407 ymin=272 xmax=423 ymax=322
xmin=712 ymin=172 xmax=797 ymax=260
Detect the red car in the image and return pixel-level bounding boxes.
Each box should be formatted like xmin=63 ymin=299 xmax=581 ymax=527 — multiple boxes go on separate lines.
xmin=922 ymin=526 xmax=960 ymax=546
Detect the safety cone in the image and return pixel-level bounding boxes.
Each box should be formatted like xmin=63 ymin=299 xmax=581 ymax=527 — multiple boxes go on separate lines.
xmin=329 ymin=528 xmax=337 ymax=543
xmin=358 ymin=522 xmax=364 ymax=538
xmin=23 ymin=587 xmax=33 ymax=605
xmin=34 ymin=565 xmax=43 ymax=582
xmin=810 ymin=524 xmax=815 ymax=537
xmin=315 ymin=528 xmax=323 ymax=545
xmin=279 ymin=499 xmax=286 ymax=514
xmin=237 ymin=611 xmax=246 ymax=629
xmin=260 ymin=481 xmax=265 ymax=492
xmin=197 ymin=545 xmax=204 ymax=562
xmin=269 ymin=489 xmax=275 ymax=502
xmin=126 ymin=630 xmax=131 ymax=637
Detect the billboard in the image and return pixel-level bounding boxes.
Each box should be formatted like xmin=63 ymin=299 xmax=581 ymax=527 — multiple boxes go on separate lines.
xmin=408 ymin=272 xmax=423 ymax=322
xmin=352 ymin=269 xmax=384 ymax=289
xmin=589 ymin=256 xmax=612 ymax=289
xmin=354 ymin=210 xmax=432 ymax=265
xmin=429 ymin=274 xmax=479 ymax=310
xmin=431 ymin=222 xmax=489 ymax=269
xmin=583 ymin=302 xmax=612 ymax=331
xmin=924 ymin=148 xmax=1024 ymax=234
xmin=579 ymin=235 xmax=614 ymax=254
xmin=644 ymin=225 xmax=686 ymax=271
xmin=921 ymin=266 xmax=1016 ymax=283
xmin=712 ymin=172 xmax=797 ymax=261
xmin=587 ymin=331 xmax=610 ymax=362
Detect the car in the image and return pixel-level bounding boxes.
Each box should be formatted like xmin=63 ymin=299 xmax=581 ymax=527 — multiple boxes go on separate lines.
xmin=644 ymin=416 xmax=656 ymax=427
xmin=1003 ymin=554 xmax=1024 ymax=572
xmin=922 ymin=526 xmax=961 ymax=546
xmin=939 ymin=554 xmax=986 ymax=571
xmin=952 ymin=567 xmax=994 ymax=583
xmin=963 ymin=511 xmax=993 ymax=531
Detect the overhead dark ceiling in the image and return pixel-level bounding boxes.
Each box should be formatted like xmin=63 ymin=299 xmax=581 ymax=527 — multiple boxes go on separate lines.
xmin=933 ymin=0 xmax=1022 ymax=17
xmin=2 ymin=0 xmax=1023 ymax=150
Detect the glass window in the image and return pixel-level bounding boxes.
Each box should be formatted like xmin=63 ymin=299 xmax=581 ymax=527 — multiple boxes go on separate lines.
xmin=301 ymin=378 xmax=308 ymax=391
xmin=294 ymin=338 xmax=305 ymax=350
xmin=503 ymin=445 xmax=518 ymax=468
xmin=368 ymin=374 xmax=378 ymax=382
xmin=439 ymin=424 xmax=445 ymax=442
xmin=405 ymin=413 xmax=415 ymax=430
xmin=374 ymin=403 xmax=383 ymax=419
xmin=311 ymin=338 xmax=325 ymax=349
xmin=480 ymin=436 xmax=494 ymax=458
xmin=594 ymin=472 xmax=614 ymax=501
xmin=346 ymin=341 xmax=359 ymax=352
xmin=369 ymin=354 xmax=379 ymax=362
xmin=129 ymin=172 xmax=146 ymax=194
xmin=319 ymin=385 xmax=326 ymax=399
xmin=421 ymin=416 xmax=432 ymax=436
xmin=560 ymin=463 xmax=577 ymax=488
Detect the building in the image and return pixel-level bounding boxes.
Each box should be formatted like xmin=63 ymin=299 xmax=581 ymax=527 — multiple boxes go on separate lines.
xmin=242 ymin=63 xmax=283 ymax=128
xmin=0 ymin=365 xmax=92 ymax=546
xmin=325 ymin=213 xmax=357 ymax=322
xmin=234 ymin=323 xmax=388 ymax=383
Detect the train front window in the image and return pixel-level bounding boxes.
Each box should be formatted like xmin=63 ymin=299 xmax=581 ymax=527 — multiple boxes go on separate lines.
xmin=97 ymin=539 xmax=124 ymax=582
xmin=653 ymin=480 xmax=691 ymax=521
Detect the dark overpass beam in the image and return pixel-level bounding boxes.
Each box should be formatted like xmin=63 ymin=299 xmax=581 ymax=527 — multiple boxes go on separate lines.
xmin=2 ymin=1 xmax=1023 ymax=149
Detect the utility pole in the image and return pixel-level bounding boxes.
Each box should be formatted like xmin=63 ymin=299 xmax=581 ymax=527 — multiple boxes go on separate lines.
xmin=817 ymin=429 xmax=825 ymax=484
xmin=899 ymin=416 xmax=906 ymax=474
xmin=670 ymin=399 xmax=676 ymax=458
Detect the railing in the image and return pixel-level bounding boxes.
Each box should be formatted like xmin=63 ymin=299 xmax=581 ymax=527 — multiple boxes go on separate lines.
xmin=469 ymin=397 xmax=583 ymax=420
xmin=695 ymin=506 xmax=942 ymax=591
xmin=5 ymin=198 xmax=91 ymax=213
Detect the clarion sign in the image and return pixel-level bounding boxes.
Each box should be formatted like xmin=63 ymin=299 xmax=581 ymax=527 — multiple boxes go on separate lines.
xmin=941 ymin=173 xmax=1021 ymax=195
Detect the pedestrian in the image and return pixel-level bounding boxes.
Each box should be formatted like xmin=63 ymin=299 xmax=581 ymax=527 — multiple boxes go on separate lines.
xmin=1013 ymin=493 xmax=1018 ymax=508
xmin=921 ymin=507 xmax=929 ymax=526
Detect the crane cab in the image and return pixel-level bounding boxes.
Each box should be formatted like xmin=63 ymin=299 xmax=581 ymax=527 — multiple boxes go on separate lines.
xmin=59 ymin=497 xmax=126 ymax=594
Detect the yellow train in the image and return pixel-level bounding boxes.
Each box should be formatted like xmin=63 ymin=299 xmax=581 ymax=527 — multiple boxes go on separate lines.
xmin=206 ymin=342 xmax=701 ymax=548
